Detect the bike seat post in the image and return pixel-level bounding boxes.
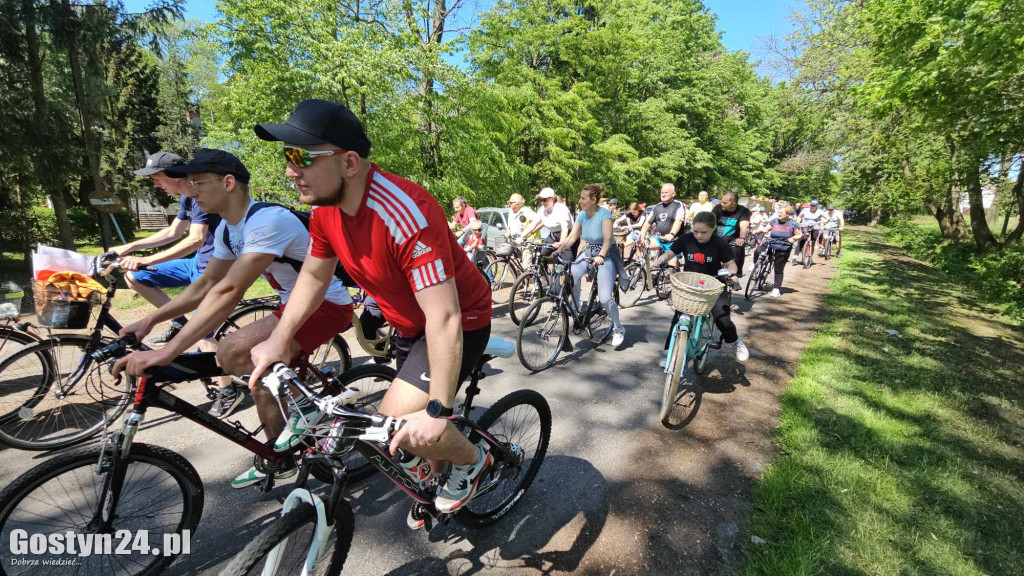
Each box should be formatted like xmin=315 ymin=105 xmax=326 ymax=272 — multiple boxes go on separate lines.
xmin=460 ymin=355 xmax=491 ymax=415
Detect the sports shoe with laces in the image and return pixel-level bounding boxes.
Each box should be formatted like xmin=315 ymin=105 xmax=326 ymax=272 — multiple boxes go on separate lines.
xmin=611 ymin=328 xmax=625 ymax=347
xmin=273 ymin=401 xmax=323 ymax=452
xmin=209 ymin=386 xmax=244 ymax=419
xmin=734 ymin=338 xmax=749 ymax=362
xmin=148 ymin=322 xmax=183 ymax=345
xmin=407 ymin=504 xmax=428 ymax=531
xmin=230 ymin=464 xmax=297 ymax=489
xmin=435 ymin=444 xmax=493 ymax=514
xmin=770 ymin=288 xmax=781 ymax=298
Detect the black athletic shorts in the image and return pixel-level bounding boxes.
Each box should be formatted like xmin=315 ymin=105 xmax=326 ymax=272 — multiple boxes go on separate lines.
xmin=394 ymin=324 xmax=492 ymax=394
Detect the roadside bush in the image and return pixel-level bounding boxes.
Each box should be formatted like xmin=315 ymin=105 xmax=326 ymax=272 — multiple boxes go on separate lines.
xmin=884 ymin=220 xmax=1024 ymax=324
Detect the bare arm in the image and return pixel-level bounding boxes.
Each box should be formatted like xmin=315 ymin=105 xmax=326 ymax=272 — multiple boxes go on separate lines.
xmin=111 ymin=218 xmax=189 ymax=255
xmin=598 ymin=218 xmax=613 ymax=258
xmin=142 ymin=223 xmax=208 ymax=265
xmin=158 ymin=252 xmax=276 ymax=357
xmin=123 ymin=256 xmax=234 ymax=335
xmin=736 ymin=220 xmax=750 ymax=245
xmin=556 ymin=221 xmax=583 ymax=249
xmin=668 ymin=214 xmax=684 ymax=237
xmin=415 ymin=279 xmax=463 ymax=406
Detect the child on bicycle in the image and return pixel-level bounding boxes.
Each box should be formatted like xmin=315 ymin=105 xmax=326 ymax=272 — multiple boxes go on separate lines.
xmin=653 ymin=211 xmax=748 ymax=363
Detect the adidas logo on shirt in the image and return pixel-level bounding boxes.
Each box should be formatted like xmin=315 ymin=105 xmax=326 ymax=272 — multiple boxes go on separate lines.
xmin=412 ymin=241 xmax=432 ymax=259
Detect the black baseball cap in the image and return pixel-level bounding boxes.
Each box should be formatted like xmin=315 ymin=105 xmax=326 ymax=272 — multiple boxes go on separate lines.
xmin=134 ymin=151 xmax=185 ymax=176
xmin=253 ymin=99 xmax=372 ymax=158
xmin=164 ymin=148 xmax=251 ymax=184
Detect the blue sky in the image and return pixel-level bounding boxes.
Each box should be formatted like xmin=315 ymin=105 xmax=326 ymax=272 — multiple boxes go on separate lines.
xmin=127 ymin=0 xmax=798 ymax=72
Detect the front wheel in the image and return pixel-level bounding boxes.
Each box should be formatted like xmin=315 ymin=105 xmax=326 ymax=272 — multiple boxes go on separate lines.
xmin=620 ymin=262 xmax=647 ymax=308
xmin=516 ymin=297 xmax=568 ymax=372
xmin=745 ymin=256 xmax=767 ymax=300
xmin=0 ymin=335 xmax=132 ymax=451
xmin=455 ymin=389 xmax=551 ymax=528
xmin=660 ymin=326 xmax=689 ymax=425
xmin=484 ymin=259 xmax=514 ymax=306
xmin=0 ymin=443 xmax=204 ymax=576
xmin=508 ymin=271 xmax=547 ymax=326
xmin=219 ymin=501 xmax=354 ymax=576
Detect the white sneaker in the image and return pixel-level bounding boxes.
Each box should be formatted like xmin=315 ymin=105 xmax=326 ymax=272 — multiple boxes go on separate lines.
xmin=611 ymin=328 xmax=625 ymax=347
xmin=659 ymin=357 xmax=667 ymax=369
xmin=734 ymin=339 xmax=749 ymax=362
xmin=435 ymin=444 xmax=493 ymax=514
xmin=770 ymin=288 xmax=781 ymax=298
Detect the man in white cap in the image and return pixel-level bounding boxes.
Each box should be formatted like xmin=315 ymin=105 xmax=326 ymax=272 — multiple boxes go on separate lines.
xmin=506 ymin=193 xmax=537 ymax=242
xmin=521 ymin=187 xmax=574 ymax=261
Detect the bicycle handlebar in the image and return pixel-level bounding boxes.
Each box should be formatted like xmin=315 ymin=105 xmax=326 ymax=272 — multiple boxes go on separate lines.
xmin=97 ymin=252 xmax=158 ymax=276
xmin=261 ymin=363 xmax=405 ymax=444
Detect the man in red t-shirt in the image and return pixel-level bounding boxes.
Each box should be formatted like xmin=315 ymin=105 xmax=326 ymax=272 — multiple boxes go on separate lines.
xmin=249 ymin=99 xmax=494 ymax=522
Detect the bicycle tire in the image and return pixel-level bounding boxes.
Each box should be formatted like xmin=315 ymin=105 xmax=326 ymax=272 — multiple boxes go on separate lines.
xmin=0 ymin=443 xmax=204 ymax=576
xmin=0 ymin=327 xmax=37 ymax=362
xmin=660 ymin=326 xmax=689 ymax=425
xmin=455 ymin=389 xmax=551 ymax=528
xmin=655 ymin=269 xmax=672 ymax=300
xmin=507 ymin=271 xmax=547 ymax=326
xmin=515 ymin=297 xmax=567 ymax=372
xmin=824 ymin=237 xmax=833 ymax=260
xmin=745 ymin=256 xmax=769 ymax=300
xmin=0 ymin=335 xmax=132 ymax=451
xmin=218 ymin=303 xmax=352 ymax=377
xmin=621 ymin=262 xmax=647 ymax=308
xmin=693 ymin=317 xmax=713 ymax=375
xmin=484 ymin=259 xmax=514 ymax=305
xmin=219 ymin=501 xmax=354 ymax=576
xmin=309 ymin=364 xmax=395 ymax=485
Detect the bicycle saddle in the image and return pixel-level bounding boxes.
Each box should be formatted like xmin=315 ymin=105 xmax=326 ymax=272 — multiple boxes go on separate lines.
xmin=483 ymin=337 xmax=516 ymax=359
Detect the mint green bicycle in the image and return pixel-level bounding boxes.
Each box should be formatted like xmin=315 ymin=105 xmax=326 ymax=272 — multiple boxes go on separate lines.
xmin=660 ymin=270 xmax=734 ymax=426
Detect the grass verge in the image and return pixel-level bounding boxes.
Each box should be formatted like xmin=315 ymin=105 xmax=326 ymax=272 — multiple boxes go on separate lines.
xmin=743 ymin=227 xmax=1023 ymax=576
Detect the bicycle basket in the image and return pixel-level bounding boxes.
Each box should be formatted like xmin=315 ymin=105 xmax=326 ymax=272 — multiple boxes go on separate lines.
xmin=669 ymin=271 xmax=724 ymax=316
xmin=495 ymin=242 xmax=514 ymax=257
xmin=32 ymin=275 xmax=104 ymax=329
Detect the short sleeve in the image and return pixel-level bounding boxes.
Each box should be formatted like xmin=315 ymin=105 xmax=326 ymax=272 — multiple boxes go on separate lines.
xmin=464 ymin=206 xmax=477 ymax=221
xmin=669 ymin=235 xmax=687 ymax=255
xmin=176 ymin=197 xmax=191 ymax=221
xmin=718 ymin=238 xmax=735 ymax=263
xmin=240 ymin=208 xmax=302 ymax=258
xmin=211 ymin=222 xmax=235 ymax=260
xmin=190 ymin=203 xmax=212 ymax=226
xmin=674 ymin=202 xmax=686 ymax=221
xmin=738 ymin=208 xmax=751 ymax=223
xmin=308 ymin=208 xmax=337 ymax=259
xmin=392 ymin=188 xmax=457 ymax=293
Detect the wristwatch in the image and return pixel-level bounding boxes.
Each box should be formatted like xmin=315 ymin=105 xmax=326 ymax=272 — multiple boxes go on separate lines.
xmin=426 ymin=399 xmax=453 ymax=419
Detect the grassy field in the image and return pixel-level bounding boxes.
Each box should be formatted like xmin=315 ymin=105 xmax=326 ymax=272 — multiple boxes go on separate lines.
xmin=743 ymin=227 xmax=1023 ymax=575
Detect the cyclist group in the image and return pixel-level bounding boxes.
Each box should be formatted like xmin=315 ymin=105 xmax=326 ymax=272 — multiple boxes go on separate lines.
xmin=103 ymin=97 xmax=843 ymax=529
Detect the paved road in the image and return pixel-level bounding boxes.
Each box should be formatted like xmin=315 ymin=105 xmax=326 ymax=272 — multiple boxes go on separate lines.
xmin=0 ymin=255 xmax=834 ymax=575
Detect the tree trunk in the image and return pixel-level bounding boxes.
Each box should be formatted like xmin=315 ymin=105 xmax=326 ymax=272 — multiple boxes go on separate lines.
xmin=412 ymin=0 xmax=447 ymax=179
xmin=869 ymin=207 xmax=882 ymax=226
xmin=924 ymin=183 xmax=969 ymax=241
xmin=24 ymin=0 xmax=75 ymax=249
xmin=1002 ymin=161 xmax=1024 ymax=246
xmin=963 ymin=162 xmax=999 ymax=251
xmin=61 ymin=0 xmax=112 ymax=249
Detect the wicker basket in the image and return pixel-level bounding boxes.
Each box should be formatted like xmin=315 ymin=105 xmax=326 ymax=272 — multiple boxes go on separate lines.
xmin=669 ymin=271 xmax=724 ymax=316
xmin=32 ymin=280 xmax=102 ymax=329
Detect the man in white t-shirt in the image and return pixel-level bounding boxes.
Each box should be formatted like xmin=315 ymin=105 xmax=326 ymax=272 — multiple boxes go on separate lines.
xmin=506 ymin=193 xmax=538 ymax=240
xmin=521 ymin=187 xmax=574 ymax=261
xmin=112 ymin=148 xmax=355 ymax=489
xmin=688 ymin=190 xmax=715 ymax=219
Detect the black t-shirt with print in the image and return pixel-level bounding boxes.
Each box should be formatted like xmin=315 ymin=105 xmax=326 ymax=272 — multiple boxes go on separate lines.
xmin=669 ymin=233 xmax=735 ymax=276
xmin=711 ymin=204 xmax=751 ymax=241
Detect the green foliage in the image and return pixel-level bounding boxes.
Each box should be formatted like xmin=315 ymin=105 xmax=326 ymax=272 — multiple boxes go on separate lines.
xmin=16 ymin=207 xmax=137 ymax=249
xmin=884 ymin=220 xmax=1024 ymax=324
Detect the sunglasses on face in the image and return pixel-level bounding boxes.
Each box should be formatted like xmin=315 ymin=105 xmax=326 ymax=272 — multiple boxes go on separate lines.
xmin=283 ymin=147 xmax=347 ymax=167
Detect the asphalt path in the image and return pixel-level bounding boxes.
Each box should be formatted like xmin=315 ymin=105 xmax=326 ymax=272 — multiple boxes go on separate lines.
xmin=0 ymin=254 xmax=834 ymax=575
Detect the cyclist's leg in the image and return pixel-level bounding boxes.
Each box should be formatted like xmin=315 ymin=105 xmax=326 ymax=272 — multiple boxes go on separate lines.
xmin=359 ymin=295 xmax=386 ymax=340
xmin=127 ymin=258 xmax=193 ymax=321
xmin=377 ymin=325 xmax=491 ymax=466
xmin=595 ymin=259 xmax=622 ymax=331
xmin=218 ymin=300 xmax=354 ymax=440
xmin=711 ymin=292 xmax=737 ymax=343
xmin=773 ymin=248 xmax=791 ymax=290
xmin=569 ymin=254 xmax=588 ymax=307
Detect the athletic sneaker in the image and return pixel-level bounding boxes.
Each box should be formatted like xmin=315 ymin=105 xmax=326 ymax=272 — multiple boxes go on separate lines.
xmin=149 ymin=322 xmax=184 ymax=345
xmin=209 ymin=386 xmax=244 ymax=419
xmin=230 ymin=464 xmax=297 ymax=489
xmin=273 ymin=402 xmax=323 ymax=452
xmin=611 ymin=328 xmax=625 ymax=347
xmin=734 ymin=338 xmax=749 ymax=362
xmin=770 ymin=288 xmax=781 ymax=298
xmin=407 ymin=503 xmax=428 ymax=531
xmin=836 ymin=251 xmax=843 ymax=258
xmin=791 ymin=258 xmax=800 ymax=266
xmin=435 ymin=444 xmax=493 ymax=514
xmin=659 ymin=357 xmax=667 ymax=369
